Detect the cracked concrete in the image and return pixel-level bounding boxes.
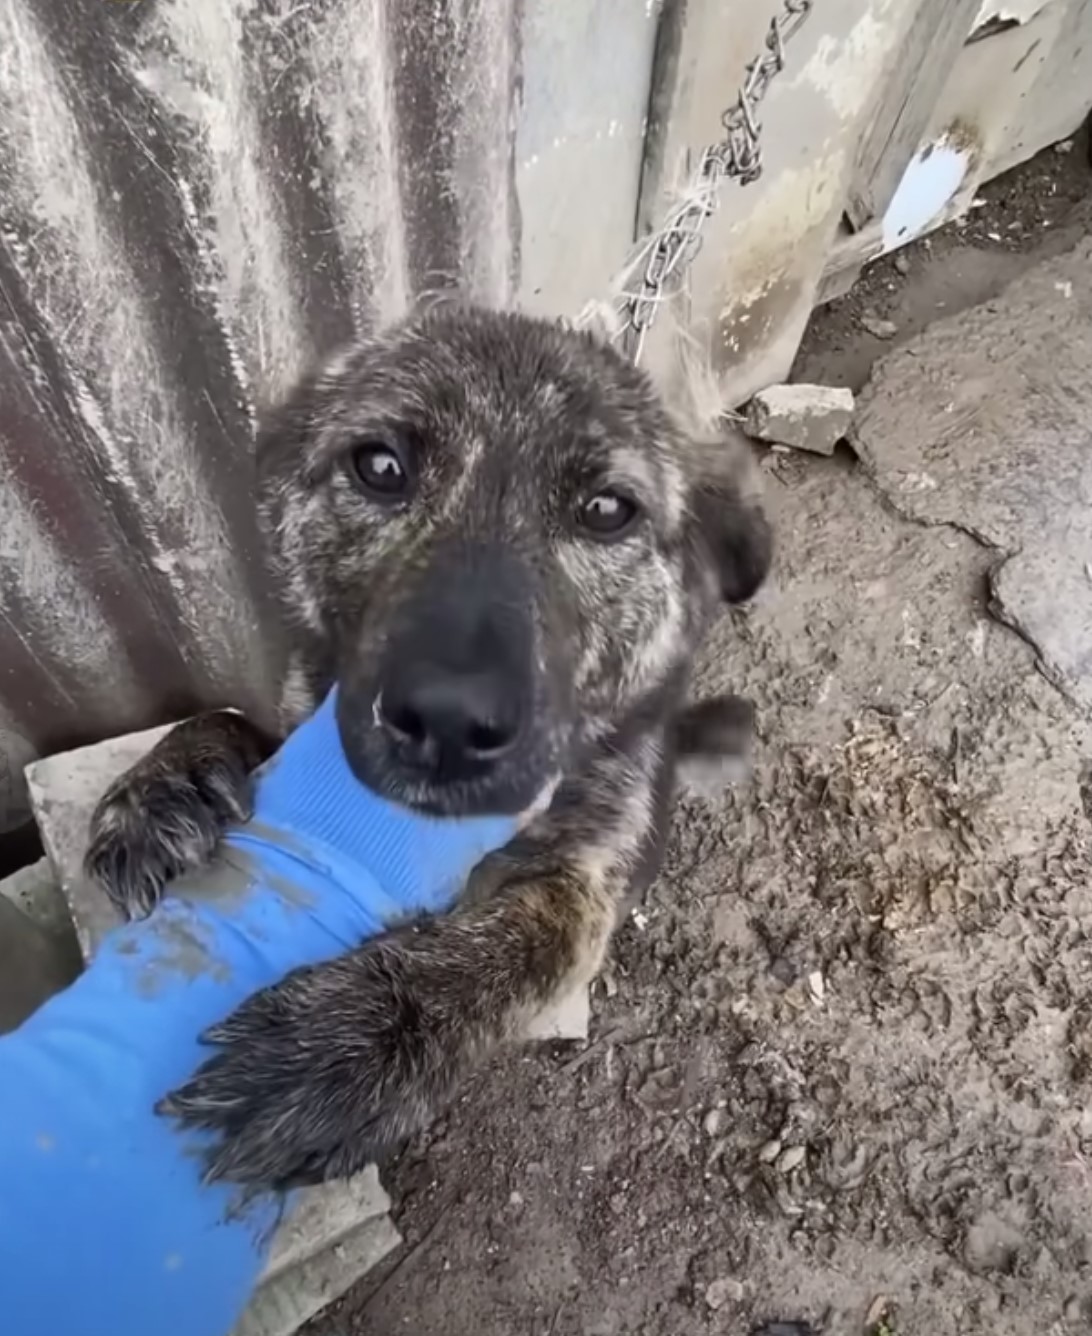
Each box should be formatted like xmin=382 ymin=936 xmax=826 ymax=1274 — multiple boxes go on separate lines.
xmin=853 ymin=233 xmax=1092 ymax=714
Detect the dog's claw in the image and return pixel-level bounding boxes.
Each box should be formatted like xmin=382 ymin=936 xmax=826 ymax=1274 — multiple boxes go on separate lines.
xmin=158 ymin=944 xmax=457 ymax=1190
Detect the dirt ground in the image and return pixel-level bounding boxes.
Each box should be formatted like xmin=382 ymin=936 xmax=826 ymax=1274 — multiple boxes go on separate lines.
xmin=316 ymin=131 xmax=1092 ymax=1336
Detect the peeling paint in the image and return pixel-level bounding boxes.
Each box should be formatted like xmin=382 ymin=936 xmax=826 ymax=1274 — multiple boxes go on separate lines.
xmin=654 ymin=0 xmax=913 ymax=407
xmin=795 ymin=4 xmax=901 ymax=122
xmin=882 ymin=135 xmax=972 ymax=251
xmin=974 ymin=0 xmax=1054 ymax=31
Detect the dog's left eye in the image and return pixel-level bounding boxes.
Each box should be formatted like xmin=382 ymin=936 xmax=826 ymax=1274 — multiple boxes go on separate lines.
xmin=347 ymin=440 xmax=412 ymax=501
xmin=577 ymin=490 xmax=640 ymax=539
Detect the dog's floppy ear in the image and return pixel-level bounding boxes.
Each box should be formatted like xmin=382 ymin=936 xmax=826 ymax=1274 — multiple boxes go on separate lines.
xmin=687 ymin=434 xmax=773 ymax=605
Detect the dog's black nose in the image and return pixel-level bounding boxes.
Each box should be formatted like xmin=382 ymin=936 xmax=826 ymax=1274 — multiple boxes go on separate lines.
xmin=379 ymin=663 xmax=521 ymax=765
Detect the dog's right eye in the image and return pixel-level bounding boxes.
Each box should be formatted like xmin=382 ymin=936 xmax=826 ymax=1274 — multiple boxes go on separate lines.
xmin=346 ymin=440 xmax=412 ymax=501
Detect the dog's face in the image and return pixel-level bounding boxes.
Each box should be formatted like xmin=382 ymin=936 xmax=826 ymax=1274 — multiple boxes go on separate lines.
xmin=257 ymin=307 xmax=770 ymax=817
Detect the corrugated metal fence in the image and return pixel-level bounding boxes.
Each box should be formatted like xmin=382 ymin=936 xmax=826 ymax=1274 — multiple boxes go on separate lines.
xmin=1 ymin=0 xmax=1090 ymax=833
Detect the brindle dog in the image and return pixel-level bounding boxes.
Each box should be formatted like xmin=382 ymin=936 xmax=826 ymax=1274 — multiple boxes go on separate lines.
xmin=85 ymin=306 xmax=771 ymax=1190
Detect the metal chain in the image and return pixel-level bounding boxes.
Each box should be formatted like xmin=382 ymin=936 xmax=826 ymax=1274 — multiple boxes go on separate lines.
xmin=621 ymin=0 xmax=813 ymax=362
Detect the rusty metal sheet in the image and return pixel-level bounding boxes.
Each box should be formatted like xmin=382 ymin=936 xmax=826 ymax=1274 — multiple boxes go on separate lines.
xmin=0 ymin=0 xmax=650 ymax=834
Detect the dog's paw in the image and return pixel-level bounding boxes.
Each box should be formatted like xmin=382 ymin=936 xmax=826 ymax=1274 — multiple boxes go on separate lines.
xmin=674 ymin=694 xmax=755 ymax=798
xmin=158 ymin=944 xmax=456 ymax=1190
xmin=85 ymin=712 xmax=269 ymax=920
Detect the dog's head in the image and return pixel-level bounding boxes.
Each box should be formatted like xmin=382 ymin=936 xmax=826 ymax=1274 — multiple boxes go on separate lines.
xmin=257 ymin=306 xmax=770 ymax=817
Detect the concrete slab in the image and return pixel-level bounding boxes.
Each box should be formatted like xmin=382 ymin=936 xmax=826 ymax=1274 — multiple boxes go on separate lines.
xmin=24 ymin=722 xmax=591 ymax=1334
xmin=25 ymin=723 xmax=169 ymax=959
xmin=0 ymin=896 xmax=79 ymax=1034
xmin=235 ymin=1169 xmax=398 ymax=1336
xmin=0 ymin=855 xmax=83 ymax=1029
xmin=0 ymin=855 xmax=78 ymax=942
xmin=260 ymin=1168 xmax=391 ymax=1283
xmin=236 ymin=1215 xmax=401 ymax=1336
xmin=745 ymin=384 xmax=855 ymax=457
xmin=854 ymin=234 xmax=1092 ymax=713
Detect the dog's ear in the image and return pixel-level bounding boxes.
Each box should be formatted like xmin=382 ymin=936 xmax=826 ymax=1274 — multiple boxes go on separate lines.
xmin=687 ymin=435 xmax=772 ymax=605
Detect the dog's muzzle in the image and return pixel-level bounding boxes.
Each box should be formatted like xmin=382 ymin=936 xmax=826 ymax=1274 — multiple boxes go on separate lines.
xmin=337 ymin=544 xmax=553 ymax=816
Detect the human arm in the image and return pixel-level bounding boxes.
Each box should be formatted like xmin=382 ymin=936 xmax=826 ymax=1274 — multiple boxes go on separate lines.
xmin=0 ymin=687 xmax=516 ymax=1336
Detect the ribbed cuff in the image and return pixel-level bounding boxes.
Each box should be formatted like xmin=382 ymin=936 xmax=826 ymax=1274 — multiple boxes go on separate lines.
xmin=240 ymin=688 xmax=517 ymax=914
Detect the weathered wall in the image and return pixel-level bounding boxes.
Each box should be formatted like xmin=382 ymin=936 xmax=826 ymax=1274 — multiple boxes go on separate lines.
xmin=640 ymin=0 xmax=915 ymax=405
xmin=0 ymin=0 xmax=1089 ymax=834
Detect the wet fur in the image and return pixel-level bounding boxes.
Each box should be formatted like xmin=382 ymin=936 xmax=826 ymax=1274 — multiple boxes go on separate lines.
xmin=85 ymin=307 xmax=771 ymax=1189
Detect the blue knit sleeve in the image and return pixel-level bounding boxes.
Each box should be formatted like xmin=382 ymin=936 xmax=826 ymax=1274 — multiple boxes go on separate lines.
xmin=0 ymin=688 xmax=516 ymax=1336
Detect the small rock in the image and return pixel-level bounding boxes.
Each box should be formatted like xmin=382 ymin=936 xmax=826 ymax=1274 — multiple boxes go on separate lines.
xmin=769 ymin=956 xmax=797 ymax=986
xmin=893 ymin=253 xmax=910 ymax=276
xmin=744 ymin=383 xmax=855 ymax=458
xmin=705 ymin=1277 xmax=745 ymax=1310
xmin=806 ymin=970 xmax=825 ymax=1005
xmin=866 ymin=1294 xmax=893 ymax=1327
xmin=963 ymin=1211 xmax=1022 ymax=1275
xmin=703 ymin=1108 xmax=725 ymax=1138
xmin=1055 ymin=138 xmax=1074 ymax=154
xmin=776 ymin=1145 xmax=807 ymax=1174
xmin=758 ymin=1138 xmax=782 ymax=1163
xmin=1065 ymin=1294 xmax=1092 ymax=1323
xmin=860 ymin=312 xmax=897 ymax=340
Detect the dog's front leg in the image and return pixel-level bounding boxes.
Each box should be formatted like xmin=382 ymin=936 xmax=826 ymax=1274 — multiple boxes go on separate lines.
xmin=160 ymin=739 xmax=665 ymax=1191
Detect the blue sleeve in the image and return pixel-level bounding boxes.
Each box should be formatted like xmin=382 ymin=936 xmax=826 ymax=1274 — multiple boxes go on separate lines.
xmin=0 ymin=689 xmax=516 ymax=1336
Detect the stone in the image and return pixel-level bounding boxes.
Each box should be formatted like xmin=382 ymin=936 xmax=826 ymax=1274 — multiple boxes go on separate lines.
xmin=259 ymin=1168 xmax=392 ymax=1283
xmin=962 ymin=1211 xmax=1023 ymax=1277
xmin=776 ymin=1145 xmax=807 ymax=1174
xmin=860 ymin=313 xmax=898 ymax=340
xmin=866 ymin=1294 xmax=893 ymax=1327
xmin=704 ymin=1276 xmax=744 ymax=1310
xmin=237 ymin=1215 xmax=401 ymax=1336
xmin=526 ymin=984 xmax=591 ymax=1039
xmin=744 ymin=384 xmax=855 ymax=457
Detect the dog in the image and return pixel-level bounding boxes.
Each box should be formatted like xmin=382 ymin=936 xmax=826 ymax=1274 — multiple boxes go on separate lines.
xmin=84 ymin=305 xmax=771 ymax=1190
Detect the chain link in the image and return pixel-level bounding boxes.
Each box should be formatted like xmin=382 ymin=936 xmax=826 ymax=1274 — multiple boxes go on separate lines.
xmin=621 ymin=0 xmax=812 ymax=362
